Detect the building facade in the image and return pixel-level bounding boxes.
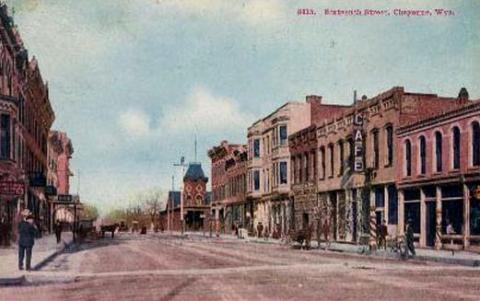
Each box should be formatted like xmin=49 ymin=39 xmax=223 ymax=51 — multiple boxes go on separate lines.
xmin=396 ymin=90 xmax=479 ymax=251
xmin=314 ymin=87 xmax=463 ymax=246
xmin=0 ymin=4 xmax=55 ymax=245
xmin=48 ymin=130 xmax=74 ymax=195
xmin=208 ymin=141 xmax=248 ymax=233
xmin=161 ymin=163 xmax=212 ymax=232
xmin=246 ymin=96 xmax=329 ymax=236
xmin=289 ymin=96 xmax=351 ymax=234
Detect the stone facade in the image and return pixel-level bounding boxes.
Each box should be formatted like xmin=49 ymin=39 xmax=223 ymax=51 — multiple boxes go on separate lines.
xmin=396 ymin=91 xmax=480 ymax=251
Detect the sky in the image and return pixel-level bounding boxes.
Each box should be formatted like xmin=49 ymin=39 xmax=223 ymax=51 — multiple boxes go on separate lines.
xmin=7 ymin=0 xmax=480 ymax=213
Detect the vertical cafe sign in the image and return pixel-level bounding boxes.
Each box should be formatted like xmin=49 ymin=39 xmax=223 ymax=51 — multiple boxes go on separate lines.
xmin=353 ymin=114 xmax=364 ymax=172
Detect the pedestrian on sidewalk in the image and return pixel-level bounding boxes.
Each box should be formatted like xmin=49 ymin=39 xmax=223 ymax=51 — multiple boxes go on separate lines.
xmin=378 ymin=219 xmax=388 ymax=251
xmin=257 ymin=222 xmax=263 ymax=238
xmin=405 ymin=219 xmax=416 ymax=258
xmin=322 ymin=219 xmax=331 ymax=250
xmin=54 ymin=220 xmax=62 ymax=244
xmin=18 ymin=214 xmax=37 ymax=271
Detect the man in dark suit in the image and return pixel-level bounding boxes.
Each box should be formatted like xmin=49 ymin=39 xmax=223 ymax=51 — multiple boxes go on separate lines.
xmin=18 ymin=215 xmax=37 ymax=271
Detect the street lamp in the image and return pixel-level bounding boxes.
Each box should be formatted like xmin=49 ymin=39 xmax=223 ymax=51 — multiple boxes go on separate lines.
xmin=174 ymin=156 xmax=188 ymax=235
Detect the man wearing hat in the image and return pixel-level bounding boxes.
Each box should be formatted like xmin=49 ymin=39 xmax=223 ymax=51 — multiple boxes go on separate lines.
xmin=405 ymin=218 xmax=416 ymax=258
xmin=18 ymin=211 xmax=37 ymax=271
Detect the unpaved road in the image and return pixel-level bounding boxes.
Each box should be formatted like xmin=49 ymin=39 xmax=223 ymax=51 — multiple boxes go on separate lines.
xmin=1 ymin=232 xmax=479 ymax=301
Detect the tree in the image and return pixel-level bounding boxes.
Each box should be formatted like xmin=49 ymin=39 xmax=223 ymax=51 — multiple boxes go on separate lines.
xmin=81 ymin=203 xmax=99 ymax=221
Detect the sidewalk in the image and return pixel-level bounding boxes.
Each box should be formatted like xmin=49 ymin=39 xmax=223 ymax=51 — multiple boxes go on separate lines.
xmin=181 ymin=231 xmax=480 ymax=267
xmin=0 ymin=232 xmax=73 ymax=285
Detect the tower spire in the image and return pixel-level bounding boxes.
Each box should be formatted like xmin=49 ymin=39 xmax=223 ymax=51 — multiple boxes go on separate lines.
xmin=194 ymin=134 xmax=197 ymax=163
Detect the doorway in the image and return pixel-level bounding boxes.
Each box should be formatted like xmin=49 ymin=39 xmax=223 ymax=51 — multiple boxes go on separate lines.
xmin=426 ymin=202 xmax=436 ymax=247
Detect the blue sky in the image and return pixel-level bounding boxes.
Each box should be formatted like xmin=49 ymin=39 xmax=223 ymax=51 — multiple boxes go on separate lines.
xmin=8 ymin=0 xmax=480 ymax=213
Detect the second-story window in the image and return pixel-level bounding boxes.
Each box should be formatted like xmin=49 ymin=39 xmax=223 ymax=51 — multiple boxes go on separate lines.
xmin=253 ymin=139 xmax=260 ymax=158
xmin=253 ymin=170 xmax=260 ymax=191
xmin=419 ymin=136 xmax=426 ymax=175
xmin=405 ymin=140 xmax=411 ymax=177
xmin=472 ymin=121 xmax=480 ymax=166
xmin=0 ymin=114 xmax=11 ymax=159
xmin=304 ymin=153 xmax=309 ymax=181
xmin=319 ymin=147 xmax=326 ymax=180
xmin=279 ymin=125 xmax=287 ymax=145
xmin=280 ymin=161 xmax=288 ymax=184
xmin=328 ymin=143 xmax=334 ymax=177
xmin=435 ymin=131 xmax=443 ymax=172
xmin=385 ymin=125 xmax=393 ymax=166
xmin=372 ymin=129 xmax=379 ymax=169
xmin=452 ymin=127 xmax=461 ymax=170
xmin=338 ymin=140 xmax=344 ymax=176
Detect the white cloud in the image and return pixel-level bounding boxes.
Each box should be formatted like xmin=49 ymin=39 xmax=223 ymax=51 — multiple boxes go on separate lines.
xmin=118 ymin=109 xmax=152 ymax=137
xmin=160 ymin=85 xmax=254 ymax=133
xmin=155 ymin=0 xmax=287 ymax=27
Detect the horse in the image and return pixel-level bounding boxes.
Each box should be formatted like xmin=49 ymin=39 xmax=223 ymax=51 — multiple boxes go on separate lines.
xmin=288 ymin=224 xmax=314 ymax=250
xmin=100 ymin=223 xmax=119 ymax=238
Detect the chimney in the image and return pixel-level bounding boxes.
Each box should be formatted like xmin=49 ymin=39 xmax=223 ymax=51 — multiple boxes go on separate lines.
xmin=457 ymin=87 xmax=469 ymax=104
xmin=306 ymin=95 xmax=322 ymax=104
xmin=353 ymin=90 xmax=357 ymax=104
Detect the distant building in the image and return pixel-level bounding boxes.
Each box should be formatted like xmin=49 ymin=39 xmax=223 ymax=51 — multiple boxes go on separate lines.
xmin=48 ymin=131 xmax=74 ymax=195
xmin=161 ymin=162 xmax=212 ymax=232
xmin=208 ymin=141 xmax=248 ymax=233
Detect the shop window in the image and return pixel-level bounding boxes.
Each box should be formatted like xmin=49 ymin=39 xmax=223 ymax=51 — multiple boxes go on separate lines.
xmin=0 ymin=114 xmax=10 ymax=159
xmin=452 ymin=127 xmax=461 ymax=170
xmin=441 ymin=185 xmax=462 ymax=199
xmin=419 ymin=136 xmax=426 ymax=175
xmin=470 ymin=195 xmax=480 ymax=236
xmin=375 ymin=187 xmax=384 ymax=208
xmin=404 ymin=140 xmax=412 ymax=176
xmin=385 ymin=125 xmax=393 ymax=166
xmin=388 ymin=185 xmax=398 ymax=224
xmin=472 ymin=121 xmax=480 ymax=166
xmin=404 ymin=188 xmax=420 ymax=201
xmin=253 ymin=139 xmax=260 ymax=158
xmin=404 ymin=202 xmax=421 ymax=234
xmin=279 ymin=125 xmax=288 ymax=145
xmin=435 ymin=132 xmax=443 ymax=172
xmin=442 ymin=200 xmax=463 ymax=234
xmin=279 ymin=161 xmax=288 ymax=184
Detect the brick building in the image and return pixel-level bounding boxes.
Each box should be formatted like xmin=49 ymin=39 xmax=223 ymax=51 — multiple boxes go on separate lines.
xmin=314 ymin=87 xmax=463 ymax=246
xmin=396 ymin=89 xmax=479 ymax=251
xmin=208 ymin=141 xmax=248 ymax=233
xmin=48 ymin=130 xmax=74 ymax=195
xmin=161 ymin=163 xmax=212 ymax=232
xmin=0 ymin=4 xmax=55 ymax=245
xmin=289 ymin=96 xmax=350 ymax=233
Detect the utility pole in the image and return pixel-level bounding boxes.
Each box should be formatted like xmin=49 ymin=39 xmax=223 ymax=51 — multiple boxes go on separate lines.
xmin=174 ymin=156 xmax=188 ymax=235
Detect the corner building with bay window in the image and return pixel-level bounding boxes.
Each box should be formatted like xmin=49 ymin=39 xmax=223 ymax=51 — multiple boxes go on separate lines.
xmin=396 ymin=90 xmax=480 ymax=251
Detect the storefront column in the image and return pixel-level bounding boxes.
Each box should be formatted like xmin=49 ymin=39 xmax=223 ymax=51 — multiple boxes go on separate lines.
xmin=215 ymin=207 xmax=220 ymax=236
xmin=369 ymin=190 xmax=377 ymax=250
xmin=463 ymin=183 xmax=470 ymax=249
xmin=420 ymin=187 xmax=426 ymax=247
xmin=398 ymin=189 xmax=404 ymax=236
xmin=435 ymin=186 xmax=443 ymax=250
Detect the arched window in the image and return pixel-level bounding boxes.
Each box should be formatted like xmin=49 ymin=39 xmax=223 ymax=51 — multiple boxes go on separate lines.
xmin=419 ymin=136 xmax=426 ymax=174
xmin=319 ymin=146 xmax=326 ymax=180
xmin=452 ymin=127 xmax=461 ymax=170
xmin=472 ymin=121 xmax=480 ymax=166
xmin=435 ymin=132 xmax=443 ymax=172
xmin=338 ymin=140 xmax=344 ymax=175
xmin=405 ymin=140 xmax=411 ymax=176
